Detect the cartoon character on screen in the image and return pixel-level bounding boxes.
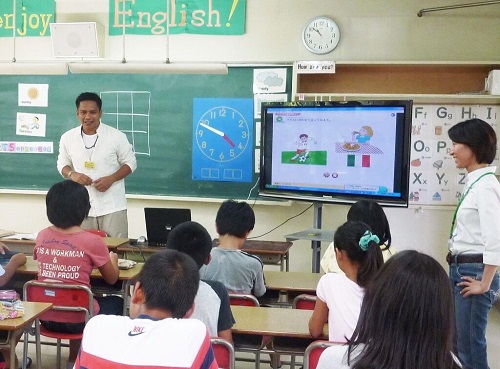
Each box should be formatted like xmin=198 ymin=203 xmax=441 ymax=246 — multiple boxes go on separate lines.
xmin=352 ymin=125 xmax=374 ymax=144
xmin=290 ymin=133 xmax=317 ymax=162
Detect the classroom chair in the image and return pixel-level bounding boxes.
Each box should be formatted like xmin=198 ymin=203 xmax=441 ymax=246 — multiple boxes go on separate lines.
xmin=228 ymin=293 xmax=274 ymax=369
xmin=23 ymin=280 xmax=94 ymax=369
xmin=210 ymin=337 xmax=235 ymax=369
xmin=303 ymin=340 xmax=339 ymax=369
xmin=85 ymin=229 xmax=107 ymax=237
xmin=271 ymin=294 xmax=318 ymax=369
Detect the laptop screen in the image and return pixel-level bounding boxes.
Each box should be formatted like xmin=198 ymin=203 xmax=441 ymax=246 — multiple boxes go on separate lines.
xmin=144 ymin=208 xmax=191 ymax=247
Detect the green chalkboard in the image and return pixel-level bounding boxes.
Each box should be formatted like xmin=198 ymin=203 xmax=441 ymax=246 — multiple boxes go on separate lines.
xmin=0 ymin=67 xmax=292 ymax=199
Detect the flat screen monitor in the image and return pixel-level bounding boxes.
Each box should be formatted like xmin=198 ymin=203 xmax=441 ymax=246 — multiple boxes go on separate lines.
xmin=259 ymin=100 xmax=412 ymax=207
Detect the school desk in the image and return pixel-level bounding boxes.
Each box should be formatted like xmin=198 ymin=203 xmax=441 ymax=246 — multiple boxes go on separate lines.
xmin=117 ymin=239 xmax=294 ymax=271
xmin=0 ymin=301 xmax=52 ymax=369
xmin=14 ymin=256 xmax=143 ymax=315
xmin=0 ymin=237 xmax=130 ymax=255
xmin=231 ymin=305 xmax=327 ymax=339
xmin=260 ymin=271 xmax=320 ymax=306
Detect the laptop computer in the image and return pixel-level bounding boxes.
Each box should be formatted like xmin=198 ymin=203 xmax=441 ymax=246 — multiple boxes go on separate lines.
xmin=144 ymin=208 xmax=191 ymax=247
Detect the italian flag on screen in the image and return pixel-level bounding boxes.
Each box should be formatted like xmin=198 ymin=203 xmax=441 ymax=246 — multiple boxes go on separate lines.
xmin=347 ymin=154 xmax=371 ymax=167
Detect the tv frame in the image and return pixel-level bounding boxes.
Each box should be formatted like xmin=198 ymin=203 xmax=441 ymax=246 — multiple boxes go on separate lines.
xmin=258 ymin=100 xmax=413 ymax=207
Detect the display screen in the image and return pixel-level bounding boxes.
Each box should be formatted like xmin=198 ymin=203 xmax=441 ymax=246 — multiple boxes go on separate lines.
xmin=259 ymin=100 xmax=413 ymax=207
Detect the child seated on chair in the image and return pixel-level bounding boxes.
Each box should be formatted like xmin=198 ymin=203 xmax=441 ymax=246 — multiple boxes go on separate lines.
xmin=75 ymin=249 xmax=218 ymax=368
xmin=200 ymin=200 xmax=266 ymax=297
xmin=34 ymin=180 xmax=121 ymax=369
xmin=166 ymin=221 xmax=235 ymax=343
xmin=309 ymin=221 xmax=384 ymax=342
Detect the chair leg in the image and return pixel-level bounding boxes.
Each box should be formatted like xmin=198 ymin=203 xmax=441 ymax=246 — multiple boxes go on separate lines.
xmin=56 ymin=339 xmax=62 ymax=369
xmin=35 ymin=320 xmax=41 ymax=369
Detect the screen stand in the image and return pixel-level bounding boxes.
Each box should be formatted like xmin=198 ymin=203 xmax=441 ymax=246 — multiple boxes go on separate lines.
xmin=312 ymin=202 xmax=322 ymax=273
xmin=284 ymin=202 xmax=334 ymax=273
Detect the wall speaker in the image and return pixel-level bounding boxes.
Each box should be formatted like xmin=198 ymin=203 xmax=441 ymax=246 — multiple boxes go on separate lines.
xmin=50 ymin=22 xmax=104 ymax=58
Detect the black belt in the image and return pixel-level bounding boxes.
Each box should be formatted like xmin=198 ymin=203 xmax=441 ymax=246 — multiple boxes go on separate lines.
xmin=446 ymin=252 xmax=483 ymax=264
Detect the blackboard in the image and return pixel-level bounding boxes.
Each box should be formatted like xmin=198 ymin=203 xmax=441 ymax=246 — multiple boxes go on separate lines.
xmin=0 ymin=67 xmax=292 ymax=199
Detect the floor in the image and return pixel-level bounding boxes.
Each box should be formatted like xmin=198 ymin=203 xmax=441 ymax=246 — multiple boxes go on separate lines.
xmin=15 ymin=305 xmax=500 ymax=369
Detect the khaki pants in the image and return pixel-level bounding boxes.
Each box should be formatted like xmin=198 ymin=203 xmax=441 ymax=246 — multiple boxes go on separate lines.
xmin=81 ymin=209 xmax=128 ymax=238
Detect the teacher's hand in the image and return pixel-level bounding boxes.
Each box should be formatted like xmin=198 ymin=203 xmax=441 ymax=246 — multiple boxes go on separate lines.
xmin=93 ymin=176 xmax=114 ymax=192
xmin=457 ymin=276 xmax=489 ymax=297
xmin=71 ymin=172 xmax=93 ymax=186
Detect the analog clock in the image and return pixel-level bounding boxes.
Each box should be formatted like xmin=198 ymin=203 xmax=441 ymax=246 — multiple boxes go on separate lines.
xmin=195 ymin=106 xmax=250 ymax=162
xmin=302 ymin=16 xmax=341 ymax=54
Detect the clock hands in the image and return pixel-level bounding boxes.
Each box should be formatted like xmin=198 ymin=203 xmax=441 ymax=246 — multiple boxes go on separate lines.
xmin=200 ymin=122 xmax=236 ymax=147
xmin=312 ymin=27 xmax=322 ymax=36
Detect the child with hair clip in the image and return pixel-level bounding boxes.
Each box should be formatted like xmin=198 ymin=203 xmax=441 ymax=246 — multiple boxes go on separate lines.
xmin=309 ymin=220 xmax=384 ymax=341
xmin=321 ymin=200 xmax=394 ymax=274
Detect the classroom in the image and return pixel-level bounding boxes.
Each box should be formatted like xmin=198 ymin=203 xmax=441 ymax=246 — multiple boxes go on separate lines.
xmin=0 ymin=0 xmax=500 ymax=368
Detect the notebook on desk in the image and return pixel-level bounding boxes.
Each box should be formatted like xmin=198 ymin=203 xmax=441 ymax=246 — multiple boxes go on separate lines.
xmin=144 ymin=208 xmax=191 ymax=247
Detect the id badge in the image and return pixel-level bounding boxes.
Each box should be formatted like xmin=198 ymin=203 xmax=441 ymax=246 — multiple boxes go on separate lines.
xmin=84 ymin=161 xmax=95 ymax=169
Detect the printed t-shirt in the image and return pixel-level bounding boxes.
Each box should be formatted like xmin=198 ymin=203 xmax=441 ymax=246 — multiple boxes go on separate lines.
xmin=34 ymin=227 xmax=111 ymax=317
xmin=75 ymin=314 xmax=218 ymax=369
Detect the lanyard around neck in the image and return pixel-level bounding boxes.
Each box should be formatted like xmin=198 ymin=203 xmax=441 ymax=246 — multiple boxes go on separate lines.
xmin=449 ymin=171 xmax=495 ymax=238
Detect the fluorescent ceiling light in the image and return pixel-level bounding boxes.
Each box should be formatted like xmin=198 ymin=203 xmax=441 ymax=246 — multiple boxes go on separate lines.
xmin=0 ymin=63 xmax=68 ymax=75
xmin=68 ymin=62 xmax=228 ymax=74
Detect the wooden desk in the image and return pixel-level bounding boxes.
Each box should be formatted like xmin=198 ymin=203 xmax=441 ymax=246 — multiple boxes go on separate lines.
xmin=214 ymin=239 xmax=293 ymax=271
xmin=15 ymin=256 xmax=143 ymax=315
xmin=0 ymin=301 xmax=52 ymax=369
xmin=231 ymin=305 xmax=326 ymax=339
xmin=118 ymin=239 xmax=294 ymax=271
xmin=261 ymin=271 xmax=320 ymax=306
xmin=265 ymin=271 xmax=320 ymax=294
xmin=0 ymin=237 xmax=130 ymax=254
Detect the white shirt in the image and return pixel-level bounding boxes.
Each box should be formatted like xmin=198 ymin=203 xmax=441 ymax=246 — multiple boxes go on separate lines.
xmin=316 ymin=273 xmax=364 ymax=342
xmin=316 ymin=344 xmax=462 ymax=369
xmin=57 ymin=123 xmax=137 ymax=217
xmin=450 ymin=166 xmax=500 ymax=266
xmin=191 ymin=281 xmax=221 ymax=337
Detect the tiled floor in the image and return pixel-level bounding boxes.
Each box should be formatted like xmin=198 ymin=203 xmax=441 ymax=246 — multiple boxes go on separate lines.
xmin=15 ymin=305 xmax=500 ymax=369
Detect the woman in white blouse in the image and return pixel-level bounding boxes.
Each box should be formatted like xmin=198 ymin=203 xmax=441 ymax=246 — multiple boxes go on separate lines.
xmin=447 ymin=118 xmax=500 ymax=369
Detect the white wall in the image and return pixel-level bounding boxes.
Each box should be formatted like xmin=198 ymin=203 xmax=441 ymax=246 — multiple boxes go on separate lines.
xmin=1 ymin=0 xmax=497 ymax=272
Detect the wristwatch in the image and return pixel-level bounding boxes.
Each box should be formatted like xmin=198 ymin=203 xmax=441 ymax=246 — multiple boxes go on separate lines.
xmin=67 ymin=170 xmax=74 ymax=179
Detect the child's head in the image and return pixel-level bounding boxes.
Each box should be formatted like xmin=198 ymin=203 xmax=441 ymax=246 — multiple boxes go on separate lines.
xmin=360 ymin=126 xmax=373 ymax=137
xmin=46 ymin=180 xmax=90 ymax=229
xmin=347 ymin=200 xmax=391 ymax=248
xmin=166 ymin=221 xmax=213 ymax=269
xmin=334 ymin=220 xmax=383 ymax=287
xmin=348 ymin=250 xmax=455 ymax=368
xmin=216 ymin=200 xmax=255 ymax=238
xmin=133 ymin=249 xmax=199 ymax=319
xmin=299 ymin=133 xmax=308 ymax=141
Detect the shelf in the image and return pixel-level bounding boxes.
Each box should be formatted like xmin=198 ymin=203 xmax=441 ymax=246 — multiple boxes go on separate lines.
xmin=293 ymin=62 xmax=500 ymax=103
xmin=294 ymin=93 xmax=500 ymax=104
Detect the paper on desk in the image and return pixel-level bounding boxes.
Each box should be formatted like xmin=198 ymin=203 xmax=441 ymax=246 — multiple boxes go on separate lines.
xmin=1 ymin=232 xmax=38 ymax=240
xmin=0 ymin=230 xmax=16 ymax=238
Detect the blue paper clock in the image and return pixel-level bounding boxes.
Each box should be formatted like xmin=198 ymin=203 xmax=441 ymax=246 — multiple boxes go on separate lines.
xmin=192 ymin=98 xmax=253 ymax=182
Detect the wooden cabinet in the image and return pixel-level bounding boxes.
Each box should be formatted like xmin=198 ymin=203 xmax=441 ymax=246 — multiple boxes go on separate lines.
xmin=293 ymin=62 xmax=500 ymax=104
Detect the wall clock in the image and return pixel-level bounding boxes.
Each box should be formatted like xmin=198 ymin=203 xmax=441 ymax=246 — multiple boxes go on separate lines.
xmin=302 ymin=16 xmax=341 ymax=54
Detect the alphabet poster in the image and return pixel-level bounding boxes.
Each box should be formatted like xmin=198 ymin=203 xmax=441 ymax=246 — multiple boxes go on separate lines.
xmin=409 ymin=104 xmax=500 ymax=206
